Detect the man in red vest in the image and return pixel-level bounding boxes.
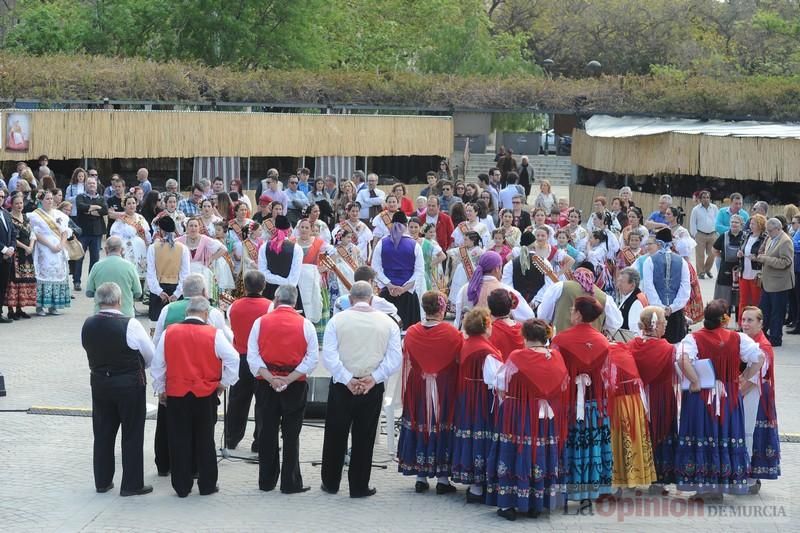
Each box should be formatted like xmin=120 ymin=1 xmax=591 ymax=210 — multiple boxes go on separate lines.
xmin=247 ymin=284 xmax=318 ymax=493
xmin=423 ymin=196 xmax=454 ymax=251
xmin=151 ymin=297 xmax=240 ymax=498
xmin=225 ymin=270 xmax=272 ymax=452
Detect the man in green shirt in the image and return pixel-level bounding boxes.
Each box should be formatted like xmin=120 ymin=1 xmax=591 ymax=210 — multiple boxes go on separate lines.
xmin=86 ymin=237 xmax=142 ymax=318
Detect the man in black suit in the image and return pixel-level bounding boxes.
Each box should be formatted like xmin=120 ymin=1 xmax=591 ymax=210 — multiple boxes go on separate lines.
xmin=74 ymin=175 xmax=108 ymax=291
xmin=0 ymin=190 xmax=18 ymax=323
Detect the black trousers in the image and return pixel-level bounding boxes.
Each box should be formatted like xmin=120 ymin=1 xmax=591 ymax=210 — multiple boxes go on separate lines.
xmin=91 ymin=375 xmax=146 ymax=492
xmin=166 ymin=392 xmax=218 ymax=497
xmin=264 ymin=283 xmax=304 ymax=314
xmin=256 ymin=380 xmax=308 ymax=491
xmin=664 ymin=308 xmax=687 ymax=344
xmin=225 ymin=354 xmax=261 ymax=449
xmin=0 ymin=259 xmax=11 ymax=315
xmin=154 ymin=403 xmax=170 ymax=474
xmin=321 ymin=381 xmax=384 ymax=496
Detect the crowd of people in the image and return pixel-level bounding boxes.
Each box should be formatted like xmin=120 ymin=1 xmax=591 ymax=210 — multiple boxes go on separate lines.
xmin=1 ymin=158 xmax=787 ymax=520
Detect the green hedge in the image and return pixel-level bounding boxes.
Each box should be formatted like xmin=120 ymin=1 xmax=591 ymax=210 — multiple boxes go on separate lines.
xmin=2 ymin=53 xmax=800 ymax=120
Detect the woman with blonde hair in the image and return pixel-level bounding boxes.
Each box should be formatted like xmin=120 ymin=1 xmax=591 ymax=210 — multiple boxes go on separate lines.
xmin=737 ymin=213 xmax=767 ymax=314
xmin=534 ymin=180 xmax=557 ymax=214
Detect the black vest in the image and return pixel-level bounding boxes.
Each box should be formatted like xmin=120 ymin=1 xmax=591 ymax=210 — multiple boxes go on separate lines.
xmin=511 ymin=254 xmax=545 ymax=303
xmin=619 ymin=288 xmax=642 ymax=331
xmin=82 ymin=312 xmax=144 ymax=380
xmin=266 ymin=241 xmax=296 ymax=279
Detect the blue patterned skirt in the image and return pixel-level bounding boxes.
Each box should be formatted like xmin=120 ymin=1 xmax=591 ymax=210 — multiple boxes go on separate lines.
xmin=751 ymin=382 xmax=780 ymax=480
xmin=675 ymin=389 xmax=750 ymax=494
xmin=397 ymin=391 xmax=455 ymax=478
xmin=652 ymin=431 xmax=677 ymax=485
xmin=563 ymin=400 xmax=612 ymax=500
xmin=450 ymin=389 xmax=493 ymax=485
xmin=36 ymin=280 xmax=71 ymax=309
xmin=486 ymin=404 xmax=564 ymax=513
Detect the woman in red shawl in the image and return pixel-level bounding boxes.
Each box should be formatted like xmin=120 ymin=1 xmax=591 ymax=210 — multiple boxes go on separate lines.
xmin=486 ymin=319 xmax=568 ymax=521
xmin=740 ymin=306 xmax=781 ymax=493
xmin=606 ymin=342 xmax=656 ymax=491
xmin=451 ymin=307 xmax=503 ymax=504
xmin=550 ymin=296 xmax=613 ymax=503
xmin=397 ymin=290 xmax=464 ymax=494
xmin=627 ymin=306 xmax=678 ymax=493
xmin=488 ymin=288 xmax=525 ymax=361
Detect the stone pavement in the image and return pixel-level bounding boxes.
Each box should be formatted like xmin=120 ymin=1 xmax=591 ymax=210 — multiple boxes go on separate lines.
xmin=2 ymin=209 xmax=800 ymax=530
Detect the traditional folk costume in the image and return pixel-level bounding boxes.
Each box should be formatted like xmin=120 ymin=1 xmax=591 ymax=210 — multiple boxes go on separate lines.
xmin=28 ymin=207 xmax=72 ymax=311
xmin=489 ymin=318 xmax=525 ymax=362
xmin=397 ymin=320 xmax=463 ymax=481
xmin=145 ymin=217 xmax=190 ymax=323
xmin=331 ymin=239 xmax=361 ymax=296
xmin=258 ymin=216 xmax=303 ymax=303
xmin=615 ymin=244 xmax=641 ymax=272
xmin=628 ymin=335 xmax=678 ymax=484
xmin=502 ymin=234 xmax=546 ymax=306
xmin=332 ymin=219 xmax=372 ymax=263
xmin=451 ymin=334 xmax=503 ymax=489
xmin=452 ymin=220 xmax=491 ymax=249
xmin=420 ymin=236 xmax=444 ymax=292
xmin=746 ymin=331 xmax=781 ymax=481
xmin=606 ymin=343 xmax=656 ymax=488
xmin=151 ymin=316 xmax=239 ymax=497
xmin=110 ymin=213 xmax=151 ymax=281
xmin=617 ymin=287 xmax=648 ymax=338
xmin=675 ymin=326 xmax=762 ymax=495
xmin=641 ymin=229 xmax=691 ymax=343
xmin=551 ymin=323 xmax=613 ymax=500
xmin=372 ymin=212 xmax=425 ymax=330
xmin=486 ymin=346 xmax=569 ymax=515
xmin=671 ymin=224 xmax=704 ymax=323
xmin=226 ymin=216 xmax=254 ymax=276
xmin=176 ymin=233 xmax=233 ymax=306
xmin=537 ymin=269 xmax=623 ymax=336
xmin=225 ymin=294 xmax=272 ymax=451
xmin=297 ymin=236 xmax=335 ymax=342
xmin=447 ymin=244 xmax=483 ymax=306
xmin=247 ymin=305 xmax=318 ymax=492
xmin=371 ymin=208 xmax=398 ymax=241
xmin=5 ymin=212 xmax=37 ymax=309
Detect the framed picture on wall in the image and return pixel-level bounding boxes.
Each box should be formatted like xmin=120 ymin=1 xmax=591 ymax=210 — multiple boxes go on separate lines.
xmin=6 ymin=112 xmax=31 ymax=152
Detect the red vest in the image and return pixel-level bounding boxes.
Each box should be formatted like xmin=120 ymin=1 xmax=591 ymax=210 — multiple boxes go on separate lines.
xmin=256 ymin=306 xmax=308 ymax=380
xmin=164 ymin=323 xmax=221 ymax=397
xmin=229 ymin=296 xmax=271 ymax=354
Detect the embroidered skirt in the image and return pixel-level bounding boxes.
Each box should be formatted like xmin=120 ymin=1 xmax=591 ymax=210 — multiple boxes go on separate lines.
xmin=486 ymin=404 xmax=564 ymax=513
xmin=675 ymin=389 xmax=750 ymax=494
xmin=397 ymin=389 xmax=455 ymax=478
xmin=36 ymin=280 xmax=71 ymax=310
xmin=451 ymin=387 xmax=493 ymax=485
xmin=751 ymin=382 xmax=781 ymax=480
xmin=610 ymin=394 xmax=656 ymax=488
xmin=563 ymin=400 xmax=613 ymax=500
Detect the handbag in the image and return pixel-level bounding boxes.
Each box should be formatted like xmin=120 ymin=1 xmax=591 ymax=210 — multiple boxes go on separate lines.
xmin=65 ymin=236 xmax=85 ymax=260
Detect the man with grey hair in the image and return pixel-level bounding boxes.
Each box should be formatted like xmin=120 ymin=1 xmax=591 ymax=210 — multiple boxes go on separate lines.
xmin=74 ymin=175 xmax=109 ymax=290
xmin=352 ymin=170 xmax=366 ymax=193
xmin=646 ymin=194 xmax=673 ymax=232
xmin=247 ymin=284 xmax=318 ymax=493
xmin=151 ymin=296 xmax=239 ymax=497
xmin=136 ymin=167 xmax=152 ymax=196
xmin=752 ymin=201 xmax=769 ymax=217
xmin=356 ymin=173 xmax=385 ymax=222
xmin=320 ymin=280 xmax=402 ymax=498
xmin=85 ymin=236 xmax=142 ymax=317
xmin=81 ymin=281 xmax=155 ymax=496
xmin=754 ymin=217 xmax=795 ymax=346
xmin=615 ymin=267 xmax=649 ymax=337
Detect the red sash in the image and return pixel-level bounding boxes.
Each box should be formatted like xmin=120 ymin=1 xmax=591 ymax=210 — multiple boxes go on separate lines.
xmin=121 ymin=215 xmax=147 ymax=241
xmin=302 ymin=238 xmax=325 ymax=265
xmin=459 ymin=246 xmax=475 ymax=278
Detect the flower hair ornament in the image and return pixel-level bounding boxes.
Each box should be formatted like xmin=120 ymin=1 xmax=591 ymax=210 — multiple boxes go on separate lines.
xmin=437 ymin=292 xmax=448 ymax=315
xmin=650 ymin=311 xmax=658 ymax=332
xmin=508 ymin=290 xmax=519 ymax=310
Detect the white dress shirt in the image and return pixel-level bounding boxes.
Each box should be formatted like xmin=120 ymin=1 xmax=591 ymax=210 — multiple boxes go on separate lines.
xmin=453 ymin=277 xmax=534 ymax=329
xmin=321 ymin=302 xmax=402 ymax=385
xmin=617 ymin=291 xmax=644 ymax=336
xmin=641 ymin=254 xmax=691 ymax=313
xmin=537 ymin=281 xmax=624 ymax=334
xmin=145 ymin=243 xmax=191 ymax=298
xmin=371 ymin=238 xmax=425 ymax=291
xmin=152 ymin=304 xmax=232 ymax=346
xmin=356 ymin=188 xmax=386 ymax=219
xmin=246 ymin=305 xmax=319 ymax=377
xmin=677 ymin=331 xmax=762 ymax=364
xmin=689 ymin=203 xmax=719 ymax=236
xmin=150 ymin=316 xmax=240 ymax=394
xmin=257 ymin=241 xmax=303 ymax=287
xmin=96 ymin=309 xmax=156 ymax=367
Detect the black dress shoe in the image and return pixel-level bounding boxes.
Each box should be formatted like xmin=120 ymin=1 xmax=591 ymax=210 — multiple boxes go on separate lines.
xmin=497 ymin=508 xmax=517 ymax=521
xmin=199 ymin=485 xmax=219 ymax=495
xmin=527 ymin=508 xmax=541 ymax=518
xmin=771 ymin=339 xmax=783 ymax=347
xmin=17 ymin=310 xmax=30 ymax=319
xmin=787 ymin=328 xmax=800 ymax=335
xmin=250 ymin=440 xmax=259 ymax=453
xmin=157 ymin=470 xmax=169 ymax=477
xmin=350 ymin=487 xmax=377 ymax=498
xmin=320 ymin=483 xmax=338 ymax=495
xmin=281 ymin=485 xmax=311 ymax=494
xmin=465 ymin=489 xmax=484 ymax=504
xmin=96 ymin=482 xmax=114 ymax=493
xmin=415 ymin=480 xmax=430 ymax=493
xmin=0 ymin=316 xmax=12 ymax=323
xmin=259 ymin=485 xmax=276 ymax=493
xmin=435 ymin=483 xmax=456 ymax=495
xmin=120 ymin=485 xmax=153 ymax=497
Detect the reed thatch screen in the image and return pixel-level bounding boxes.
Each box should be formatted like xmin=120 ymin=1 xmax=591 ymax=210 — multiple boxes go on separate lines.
xmin=0 ymin=110 xmax=453 ymax=159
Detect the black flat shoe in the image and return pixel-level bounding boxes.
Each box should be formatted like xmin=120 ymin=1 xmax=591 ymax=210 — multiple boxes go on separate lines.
xmin=497 ymin=508 xmax=517 ymax=521
xmin=120 ymin=485 xmax=153 ymax=497
xmin=157 ymin=471 xmax=169 ymax=477
xmin=435 ymin=483 xmax=456 ymax=495
xmin=250 ymin=440 xmax=259 ymax=453
xmin=527 ymin=509 xmax=541 ymax=518
xmin=199 ymin=485 xmax=219 ymax=496
xmin=96 ymin=482 xmax=114 ymax=493
xmin=748 ymin=480 xmax=761 ymax=495
xmin=320 ymin=483 xmax=338 ymax=495
xmin=415 ymin=480 xmax=430 ymax=493
xmin=465 ymin=489 xmax=484 ymax=504
xmin=350 ymin=487 xmax=377 ymax=498
xmin=259 ymin=485 xmax=276 ymax=493
xmin=0 ymin=316 xmax=12 ymax=323
xmin=281 ymin=486 xmax=311 ymax=494
xmin=17 ymin=310 xmax=30 ymax=319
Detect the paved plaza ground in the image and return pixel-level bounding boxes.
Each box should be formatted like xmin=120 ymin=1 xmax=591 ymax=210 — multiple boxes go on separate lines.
xmin=2 ymin=189 xmax=799 ymax=531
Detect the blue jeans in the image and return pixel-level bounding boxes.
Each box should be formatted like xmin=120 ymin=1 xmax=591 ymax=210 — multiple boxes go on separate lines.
xmin=759 ymin=289 xmax=789 ymax=345
xmin=75 ymin=234 xmax=102 ymax=284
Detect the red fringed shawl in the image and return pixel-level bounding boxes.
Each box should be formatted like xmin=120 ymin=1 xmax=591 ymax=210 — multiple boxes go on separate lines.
xmin=753 ymin=331 xmax=777 ymax=423
xmin=628 ymin=336 xmax=677 ymax=446
xmin=693 ymin=327 xmax=741 ymax=421
xmin=551 ymin=323 xmax=610 ymax=421
xmin=607 ymin=343 xmax=647 ymax=440
xmin=489 ymin=319 xmax=525 ymax=362
xmin=458 ymin=335 xmax=503 ymax=421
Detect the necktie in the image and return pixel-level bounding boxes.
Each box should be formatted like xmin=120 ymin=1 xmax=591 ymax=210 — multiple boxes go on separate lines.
xmin=369 ymin=189 xmax=377 ymax=198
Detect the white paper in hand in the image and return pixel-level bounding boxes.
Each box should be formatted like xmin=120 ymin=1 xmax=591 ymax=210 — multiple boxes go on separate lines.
xmin=681 ymin=358 xmax=716 ymax=390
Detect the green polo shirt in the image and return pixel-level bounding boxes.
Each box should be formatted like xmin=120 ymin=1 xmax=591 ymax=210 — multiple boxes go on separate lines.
xmin=85 ymin=254 xmax=143 ymax=317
